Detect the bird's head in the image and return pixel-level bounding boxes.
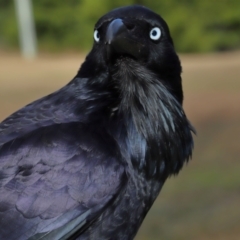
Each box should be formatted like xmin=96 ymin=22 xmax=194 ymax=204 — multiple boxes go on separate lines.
xmin=79 ymin=5 xmax=183 ymax=104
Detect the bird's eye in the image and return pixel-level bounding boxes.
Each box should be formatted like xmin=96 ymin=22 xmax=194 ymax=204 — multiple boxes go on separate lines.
xmin=149 ymin=27 xmax=161 ymax=41
xmin=94 ymin=30 xmax=100 ymax=42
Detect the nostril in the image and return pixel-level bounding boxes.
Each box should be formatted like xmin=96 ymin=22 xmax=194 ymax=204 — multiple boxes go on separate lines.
xmin=124 ymin=22 xmax=135 ymax=30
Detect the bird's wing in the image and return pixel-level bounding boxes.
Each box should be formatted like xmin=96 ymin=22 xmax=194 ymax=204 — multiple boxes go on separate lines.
xmin=0 ymin=77 xmax=111 ymax=147
xmin=0 ymin=81 xmax=81 ymax=147
xmin=0 ymin=89 xmax=126 ymax=240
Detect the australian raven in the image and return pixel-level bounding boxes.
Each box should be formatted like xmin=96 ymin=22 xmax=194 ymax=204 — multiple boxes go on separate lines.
xmin=0 ymin=5 xmax=194 ymax=240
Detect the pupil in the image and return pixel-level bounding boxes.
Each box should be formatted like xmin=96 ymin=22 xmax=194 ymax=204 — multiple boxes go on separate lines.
xmin=152 ymin=30 xmax=157 ymax=36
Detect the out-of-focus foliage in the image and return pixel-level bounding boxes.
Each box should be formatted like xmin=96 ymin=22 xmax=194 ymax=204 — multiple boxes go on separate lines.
xmin=0 ymin=0 xmax=240 ymax=52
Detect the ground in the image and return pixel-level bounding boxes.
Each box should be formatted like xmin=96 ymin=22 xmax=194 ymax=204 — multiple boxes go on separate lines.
xmin=0 ymin=51 xmax=240 ymax=240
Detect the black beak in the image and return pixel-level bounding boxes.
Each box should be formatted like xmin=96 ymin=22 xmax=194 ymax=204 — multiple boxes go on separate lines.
xmin=105 ymin=19 xmax=126 ymax=45
xmin=105 ymin=19 xmax=147 ymax=60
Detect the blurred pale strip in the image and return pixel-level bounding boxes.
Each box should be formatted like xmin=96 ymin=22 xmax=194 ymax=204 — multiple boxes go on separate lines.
xmin=14 ymin=0 xmax=37 ymax=59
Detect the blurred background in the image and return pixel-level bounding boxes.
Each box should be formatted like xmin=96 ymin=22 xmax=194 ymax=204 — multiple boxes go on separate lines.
xmin=0 ymin=1 xmax=240 ymax=239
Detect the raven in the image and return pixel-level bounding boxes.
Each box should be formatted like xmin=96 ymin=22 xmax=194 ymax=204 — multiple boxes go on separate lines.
xmin=0 ymin=5 xmax=194 ymax=240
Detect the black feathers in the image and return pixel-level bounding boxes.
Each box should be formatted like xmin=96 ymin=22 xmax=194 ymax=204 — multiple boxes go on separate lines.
xmin=0 ymin=5 xmax=194 ymax=240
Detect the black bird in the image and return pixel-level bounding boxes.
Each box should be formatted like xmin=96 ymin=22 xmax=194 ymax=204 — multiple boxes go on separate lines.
xmin=0 ymin=5 xmax=194 ymax=240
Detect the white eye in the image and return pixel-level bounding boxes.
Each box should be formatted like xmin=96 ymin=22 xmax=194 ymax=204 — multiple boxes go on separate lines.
xmin=149 ymin=27 xmax=161 ymax=41
xmin=94 ymin=30 xmax=100 ymax=42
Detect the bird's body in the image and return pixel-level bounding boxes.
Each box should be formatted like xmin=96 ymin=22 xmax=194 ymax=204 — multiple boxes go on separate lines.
xmin=0 ymin=5 xmax=194 ymax=240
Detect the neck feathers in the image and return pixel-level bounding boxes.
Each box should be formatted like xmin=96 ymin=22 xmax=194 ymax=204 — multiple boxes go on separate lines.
xmin=111 ymin=59 xmax=194 ymax=177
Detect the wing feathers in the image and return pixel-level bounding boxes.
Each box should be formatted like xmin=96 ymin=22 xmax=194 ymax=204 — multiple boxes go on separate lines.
xmin=28 ymin=209 xmax=92 ymax=240
xmin=0 ymin=123 xmax=126 ymax=239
